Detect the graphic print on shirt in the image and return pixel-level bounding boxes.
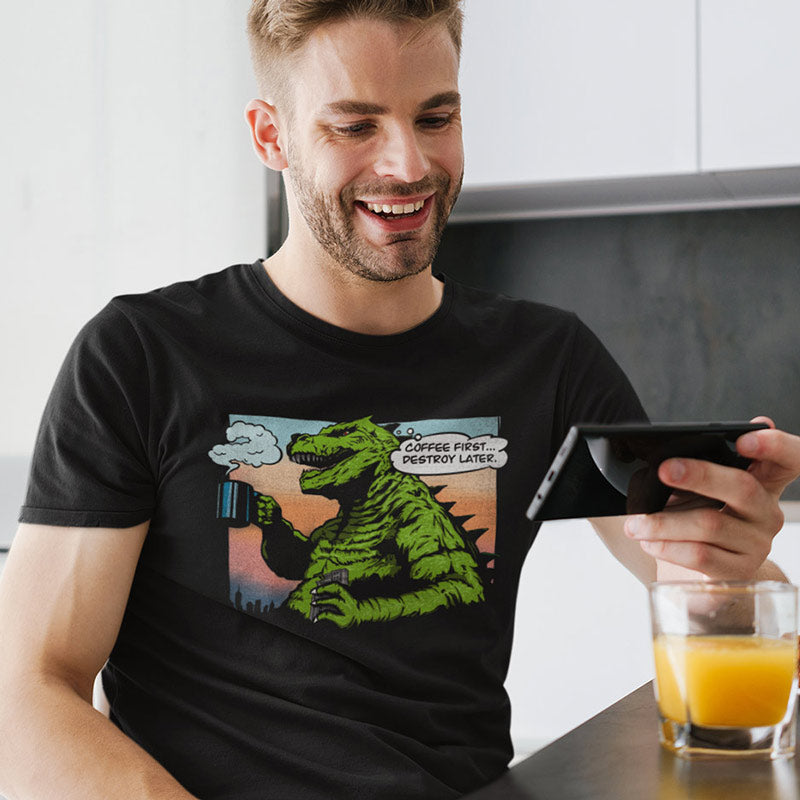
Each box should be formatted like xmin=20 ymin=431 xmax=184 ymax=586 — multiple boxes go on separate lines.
xmin=209 ymin=415 xmax=505 ymax=628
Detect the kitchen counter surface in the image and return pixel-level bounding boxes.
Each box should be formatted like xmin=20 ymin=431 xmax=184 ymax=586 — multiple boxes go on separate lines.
xmin=464 ymin=682 xmax=799 ymax=799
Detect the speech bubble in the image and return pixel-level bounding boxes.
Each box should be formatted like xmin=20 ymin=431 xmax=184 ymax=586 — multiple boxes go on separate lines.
xmin=208 ymin=421 xmax=282 ymax=474
xmin=391 ymin=432 xmax=508 ymax=475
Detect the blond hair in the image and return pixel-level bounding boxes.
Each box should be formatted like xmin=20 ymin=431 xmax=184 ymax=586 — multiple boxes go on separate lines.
xmin=247 ymin=0 xmax=464 ymax=103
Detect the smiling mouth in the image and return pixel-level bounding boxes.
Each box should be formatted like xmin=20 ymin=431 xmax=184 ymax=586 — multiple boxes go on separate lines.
xmin=356 ymin=198 xmax=427 ymax=220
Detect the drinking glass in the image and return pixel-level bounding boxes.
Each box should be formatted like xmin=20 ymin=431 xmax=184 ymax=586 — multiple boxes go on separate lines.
xmin=649 ymin=581 xmax=798 ymax=759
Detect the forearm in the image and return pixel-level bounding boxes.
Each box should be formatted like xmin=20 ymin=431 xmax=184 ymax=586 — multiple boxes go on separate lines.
xmin=0 ymin=674 xmax=197 ymax=800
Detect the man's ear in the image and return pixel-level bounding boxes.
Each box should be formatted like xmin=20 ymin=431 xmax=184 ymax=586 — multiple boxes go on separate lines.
xmin=244 ymin=99 xmax=289 ymax=170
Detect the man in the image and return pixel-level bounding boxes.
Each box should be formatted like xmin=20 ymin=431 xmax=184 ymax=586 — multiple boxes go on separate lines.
xmin=0 ymin=2 xmax=797 ymax=798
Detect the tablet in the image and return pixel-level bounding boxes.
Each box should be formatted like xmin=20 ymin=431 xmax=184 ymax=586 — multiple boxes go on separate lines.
xmin=526 ymin=421 xmax=768 ymax=521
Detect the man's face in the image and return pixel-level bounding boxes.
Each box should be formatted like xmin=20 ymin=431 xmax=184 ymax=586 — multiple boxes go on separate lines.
xmin=281 ymin=18 xmax=464 ymax=283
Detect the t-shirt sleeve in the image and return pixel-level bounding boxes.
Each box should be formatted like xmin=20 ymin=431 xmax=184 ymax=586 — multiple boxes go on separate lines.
xmin=19 ymin=302 xmax=156 ymax=528
xmin=556 ymin=314 xmax=649 ymax=436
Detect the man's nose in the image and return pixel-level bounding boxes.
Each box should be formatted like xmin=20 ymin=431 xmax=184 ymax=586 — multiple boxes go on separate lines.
xmin=373 ymin=125 xmax=431 ymax=184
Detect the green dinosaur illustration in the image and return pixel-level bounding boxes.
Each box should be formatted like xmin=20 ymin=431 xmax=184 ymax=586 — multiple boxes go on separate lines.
xmin=246 ymin=417 xmax=492 ymax=627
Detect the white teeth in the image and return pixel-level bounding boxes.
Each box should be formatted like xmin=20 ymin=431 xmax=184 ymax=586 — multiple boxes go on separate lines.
xmin=364 ymin=199 xmax=425 ymax=215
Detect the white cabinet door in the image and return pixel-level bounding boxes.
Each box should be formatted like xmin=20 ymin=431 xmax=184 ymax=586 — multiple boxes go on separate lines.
xmin=459 ymin=0 xmax=697 ymax=187
xmin=700 ymin=0 xmax=800 ymax=171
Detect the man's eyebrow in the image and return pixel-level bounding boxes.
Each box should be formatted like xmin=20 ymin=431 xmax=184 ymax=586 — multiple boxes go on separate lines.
xmin=320 ymin=91 xmax=461 ymax=117
xmin=321 ymin=100 xmax=388 ymax=116
xmin=419 ymin=91 xmax=461 ymax=111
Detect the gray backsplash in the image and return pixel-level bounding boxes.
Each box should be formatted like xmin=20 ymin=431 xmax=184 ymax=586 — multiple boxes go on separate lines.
xmin=436 ymin=205 xmax=800 ymax=498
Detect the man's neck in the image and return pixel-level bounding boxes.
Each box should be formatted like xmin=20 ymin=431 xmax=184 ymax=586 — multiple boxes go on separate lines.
xmin=261 ymin=241 xmax=445 ymax=336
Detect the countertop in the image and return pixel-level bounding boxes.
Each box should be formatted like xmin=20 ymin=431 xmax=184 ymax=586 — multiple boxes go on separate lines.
xmin=464 ymin=682 xmax=799 ymax=799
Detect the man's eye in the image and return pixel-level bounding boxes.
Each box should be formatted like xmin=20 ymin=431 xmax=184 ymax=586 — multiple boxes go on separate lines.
xmin=418 ymin=115 xmax=452 ymax=129
xmin=332 ymin=123 xmax=372 ymax=137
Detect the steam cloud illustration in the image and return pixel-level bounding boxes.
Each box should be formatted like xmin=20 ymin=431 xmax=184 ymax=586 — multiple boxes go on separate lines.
xmin=208 ymin=421 xmax=282 ymax=474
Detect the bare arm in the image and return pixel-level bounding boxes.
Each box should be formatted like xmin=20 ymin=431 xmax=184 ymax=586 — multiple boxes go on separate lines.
xmin=590 ymin=515 xmax=657 ymax=585
xmin=0 ymin=523 xmax=198 ymax=800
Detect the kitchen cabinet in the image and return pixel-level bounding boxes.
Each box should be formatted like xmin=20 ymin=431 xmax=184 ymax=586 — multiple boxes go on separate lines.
xmin=459 ymin=0 xmax=698 ymax=187
xmin=700 ymin=0 xmax=800 ymax=172
xmin=455 ymin=0 xmax=800 ymax=220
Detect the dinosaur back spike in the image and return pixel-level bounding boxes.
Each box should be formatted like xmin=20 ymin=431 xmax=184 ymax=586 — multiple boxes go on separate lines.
xmin=464 ymin=527 xmax=488 ymax=545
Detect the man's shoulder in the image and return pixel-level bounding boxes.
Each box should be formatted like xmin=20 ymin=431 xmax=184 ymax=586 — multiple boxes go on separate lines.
xmin=71 ymin=262 xmax=257 ymax=352
xmin=110 ymin=261 xmax=255 ymax=317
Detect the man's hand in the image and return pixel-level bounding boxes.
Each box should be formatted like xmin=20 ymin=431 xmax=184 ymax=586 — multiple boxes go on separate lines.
xmin=622 ymin=417 xmax=800 ymax=581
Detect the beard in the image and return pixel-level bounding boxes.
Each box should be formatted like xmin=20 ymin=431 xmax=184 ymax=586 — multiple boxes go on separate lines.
xmin=286 ymin=152 xmax=463 ymax=283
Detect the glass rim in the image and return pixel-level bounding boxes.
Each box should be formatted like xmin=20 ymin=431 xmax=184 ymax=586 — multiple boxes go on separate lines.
xmin=649 ymin=579 xmax=797 ymax=595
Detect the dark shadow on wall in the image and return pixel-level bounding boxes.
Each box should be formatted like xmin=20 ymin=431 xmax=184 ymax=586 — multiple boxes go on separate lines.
xmin=435 ymin=205 xmax=800 ymax=498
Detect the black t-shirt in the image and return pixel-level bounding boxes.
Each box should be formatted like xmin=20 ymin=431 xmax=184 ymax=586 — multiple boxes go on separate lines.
xmin=21 ymin=261 xmax=646 ymax=799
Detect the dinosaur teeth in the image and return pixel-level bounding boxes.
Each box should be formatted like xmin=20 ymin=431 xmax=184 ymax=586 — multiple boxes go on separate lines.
xmin=290 ymin=447 xmax=355 ymax=470
xmin=291 ymin=452 xmax=330 ymax=469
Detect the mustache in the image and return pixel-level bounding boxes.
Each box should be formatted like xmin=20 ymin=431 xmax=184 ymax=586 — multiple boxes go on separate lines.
xmin=342 ymin=175 xmax=451 ymax=202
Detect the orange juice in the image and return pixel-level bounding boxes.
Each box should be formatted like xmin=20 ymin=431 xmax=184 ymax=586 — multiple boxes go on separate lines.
xmin=653 ymin=634 xmax=798 ymax=727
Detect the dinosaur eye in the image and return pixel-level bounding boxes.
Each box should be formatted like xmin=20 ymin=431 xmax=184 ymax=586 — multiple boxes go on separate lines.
xmin=331 ymin=427 xmax=355 ymax=437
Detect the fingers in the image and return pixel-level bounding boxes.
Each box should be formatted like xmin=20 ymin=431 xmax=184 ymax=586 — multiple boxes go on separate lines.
xmin=737 ymin=425 xmax=800 ymax=496
xmin=310 ymin=583 xmax=351 ymax=623
xmin=313 ymin=609 xmax=348 ymax=628
xmin=622 ymin=420 xmax=799 ymax=580
xmin=654 ymin=420 xmax=800 ymax=510
xmin=626 ymin=506 xmax=774 ymax=580
xmin=312 ymin=582 xmax=345 ymax=602
xmin=635 ymin=534 xmax=762 ymax=580
xmin=624 ymin=451 xmax=784 ymax=579
xmin=657 ymin=455 xmax=776 ymax=521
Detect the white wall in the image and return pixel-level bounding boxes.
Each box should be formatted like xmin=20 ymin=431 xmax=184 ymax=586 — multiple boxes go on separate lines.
xmin=0 ymin=1 xmax=265 ymax=459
